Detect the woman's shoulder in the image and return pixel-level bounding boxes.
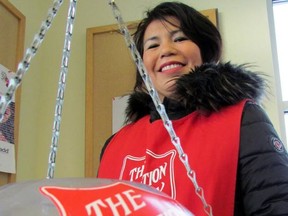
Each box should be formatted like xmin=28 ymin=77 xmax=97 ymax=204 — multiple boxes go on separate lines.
xmin=238 ymin=101 xmax=288 ymax=214
xmin=240 ymin=101 xmax=284 ymax=154
xmin=241 ymin=101 xmax=272 ymax=125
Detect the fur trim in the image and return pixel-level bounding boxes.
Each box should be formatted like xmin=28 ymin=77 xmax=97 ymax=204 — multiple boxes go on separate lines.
xmin=175 ymin=62 xmax=267 ymax=112
xmin=126 ymin=62 xmax=267 ymax=122
xmin=125 ymin=92 xmax=153 ymax=123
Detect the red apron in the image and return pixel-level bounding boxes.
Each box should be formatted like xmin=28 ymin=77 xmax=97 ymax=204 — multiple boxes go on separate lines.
xmin=98 ymin=100 xmax=247 ymax=216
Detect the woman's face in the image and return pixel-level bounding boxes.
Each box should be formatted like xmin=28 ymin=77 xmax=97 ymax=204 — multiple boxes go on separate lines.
xmin=143 ymin=17 xmax=202 ymax=101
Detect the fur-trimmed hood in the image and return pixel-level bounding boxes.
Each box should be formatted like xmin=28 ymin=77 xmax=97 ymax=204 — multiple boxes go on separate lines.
xmin=125 ymin=62 xmax=267 ymax=123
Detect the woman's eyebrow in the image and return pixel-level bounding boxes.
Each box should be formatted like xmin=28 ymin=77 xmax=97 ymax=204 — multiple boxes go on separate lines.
xmin=169 ymin=29 xmax=182 ymax=36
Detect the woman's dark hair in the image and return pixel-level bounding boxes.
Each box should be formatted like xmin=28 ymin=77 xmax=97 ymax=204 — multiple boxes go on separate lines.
xmin=133 ymin=1 xmax=222 ymax=90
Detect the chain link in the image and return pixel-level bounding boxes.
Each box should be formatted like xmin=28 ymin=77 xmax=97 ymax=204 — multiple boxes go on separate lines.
xmin=108 ymin=1 xmax=213 ymax=215
xmin=47 ymin=0 xmax=77 ymax=179
xmin=0 ymin=0 xmax=64 ymax=122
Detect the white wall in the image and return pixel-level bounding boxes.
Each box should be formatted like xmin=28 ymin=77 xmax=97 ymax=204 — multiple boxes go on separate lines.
xmin=9 ymin=0 xmax=284 ymax=181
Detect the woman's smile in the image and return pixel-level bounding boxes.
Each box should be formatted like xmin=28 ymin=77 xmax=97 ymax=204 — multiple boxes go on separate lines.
xmin=159 ymin=62 xmax=184 ymax=73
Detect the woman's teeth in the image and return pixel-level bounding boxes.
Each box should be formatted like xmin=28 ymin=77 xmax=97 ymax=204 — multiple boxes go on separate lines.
xmin=161 ymin=64 xmax=182 ymax=72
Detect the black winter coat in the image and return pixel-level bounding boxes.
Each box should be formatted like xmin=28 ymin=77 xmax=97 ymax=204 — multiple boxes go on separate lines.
xmin=101 ymin=62 xmax=288 ymax=215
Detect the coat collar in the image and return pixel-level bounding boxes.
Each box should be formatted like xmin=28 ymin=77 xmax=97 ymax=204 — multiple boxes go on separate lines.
xmin=125 ymin=62 xmax=267 ymax=123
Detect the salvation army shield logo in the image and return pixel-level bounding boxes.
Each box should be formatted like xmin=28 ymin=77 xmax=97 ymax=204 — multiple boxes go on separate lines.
xmin=119 ymin=149 xmax=177 ymax=199
xmin=39 ymin=181 xmax=193 ymax=216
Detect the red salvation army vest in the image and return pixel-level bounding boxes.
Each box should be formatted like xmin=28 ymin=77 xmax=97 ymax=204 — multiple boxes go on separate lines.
xmin=98 ymin=100 xmax=247 ymax=216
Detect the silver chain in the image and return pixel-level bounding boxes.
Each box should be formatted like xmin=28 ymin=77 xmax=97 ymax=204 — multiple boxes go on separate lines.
xmin=0 ymin=0 xmax=64 ymax=122
xmin=0 ymin=0 xmax=76 ymax=179
xmin=47 ymin=0 xmax=77 ymax=179
xmin=108 ymin=1 xmax=213 ymax=215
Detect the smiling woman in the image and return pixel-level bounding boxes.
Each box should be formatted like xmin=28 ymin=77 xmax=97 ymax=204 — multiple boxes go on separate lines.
xmin=85 ymin=7 xmax=219 ymax=180
xmin=97 ymin=2 xmax=288 ymax=216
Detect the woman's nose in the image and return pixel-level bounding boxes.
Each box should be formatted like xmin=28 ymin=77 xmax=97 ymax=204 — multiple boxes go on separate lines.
xmin=160 ymin=42 xmax=177 ymax=58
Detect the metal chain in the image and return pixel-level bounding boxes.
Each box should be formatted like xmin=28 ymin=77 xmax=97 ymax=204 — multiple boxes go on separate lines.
xmin=107 ymin=1 xmax=213 ymax=215
xmin=0 ymin=0 xmax=76 ymax=179
xmin=0 ymin=0 xmax=64 ymax=122
xmin=47 ymin=0 xmax=77 ymax=179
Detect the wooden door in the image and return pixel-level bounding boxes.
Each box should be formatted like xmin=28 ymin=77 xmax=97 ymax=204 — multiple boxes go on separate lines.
xmin=0 ymin=0 xmax=25 ymax=185
xmin=85 ymin=22 xmax=137 ymax=177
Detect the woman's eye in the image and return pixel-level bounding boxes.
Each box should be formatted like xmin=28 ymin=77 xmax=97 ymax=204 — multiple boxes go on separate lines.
xmin=174 ymin=37 xmax=188 ymax=42
xmin=146 ymin=44 xmax=159 ymax=49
